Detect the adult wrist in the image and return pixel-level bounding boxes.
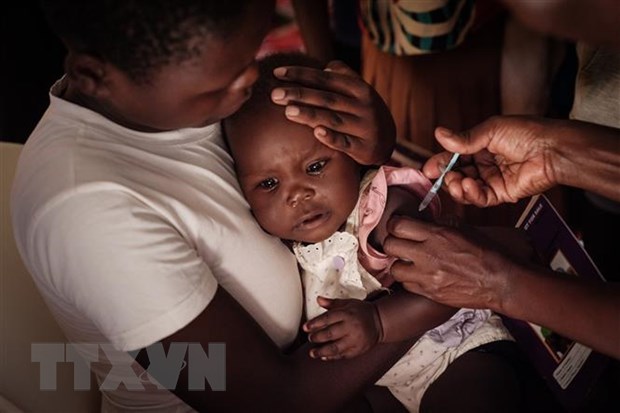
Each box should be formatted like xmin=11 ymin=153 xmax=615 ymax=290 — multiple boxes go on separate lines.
xmin=536 ymin=117 xmax=566 ymax=188
xmin=492 ymin=257 xmax=535 ymax=320
xmin=542 ymin=118 xmax=619 ymax=190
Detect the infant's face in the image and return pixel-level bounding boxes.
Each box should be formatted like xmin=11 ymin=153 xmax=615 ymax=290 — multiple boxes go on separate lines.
xmin=227 ymin=106 xmax=361 ymax=243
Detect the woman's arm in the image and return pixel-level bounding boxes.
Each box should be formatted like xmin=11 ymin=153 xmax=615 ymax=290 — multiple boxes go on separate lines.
xmin=134 ymin=287 xmax=414 ymax=413
xmin=292 ymin=0 xmax=335 ymax=63
xmin=501 ymin=264 xmax=620 ymax=359
xmin=496 ymin=0 xmax=620 ymax=49
xmin=548 ymin=119 xmax=620 ymax=203
xmin=384 ymin=216 xmax=620 ymax=359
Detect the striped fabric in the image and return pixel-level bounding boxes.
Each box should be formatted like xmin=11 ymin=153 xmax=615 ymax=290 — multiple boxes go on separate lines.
xmin=360 ymin=0 xmax=476 ymax=55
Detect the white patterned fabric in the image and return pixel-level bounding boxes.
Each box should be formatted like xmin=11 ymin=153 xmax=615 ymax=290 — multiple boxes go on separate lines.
xmin=294 ymin=231 xmax=383 ymax=319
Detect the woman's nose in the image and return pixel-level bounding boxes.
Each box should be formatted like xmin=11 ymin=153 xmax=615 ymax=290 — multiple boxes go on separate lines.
xmin=287 ymin=187 xmax=314 ymax=208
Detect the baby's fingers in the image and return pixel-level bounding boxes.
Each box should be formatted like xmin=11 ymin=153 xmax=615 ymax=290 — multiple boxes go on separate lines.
xmin=304 ymin=308 xmax=343 ymax=333
xmin=308 ymin=321 xmax=347 ymax=344
xmin=309 ymin=339 xmax=353 ymax=360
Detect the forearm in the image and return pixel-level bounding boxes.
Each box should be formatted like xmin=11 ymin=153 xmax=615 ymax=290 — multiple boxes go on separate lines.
xmin=497 ymin=264 xmax=620 ymax=359
xmin=545 ymin=119 xmax=620 ymax=202
xmin=496 ymin=0 xmax=620 ymax=49
xmin=286 ymin=339 xmax=413 ymax=411
xmin=501 ymin=17 xmax=565 ymax=116
xmin=375 ymin=286 xmax=457 ymax=343
xmin=292 ymin=0 xmax=335 ymax=62
xmin=149 ymin=288 xmax=413 ymax=412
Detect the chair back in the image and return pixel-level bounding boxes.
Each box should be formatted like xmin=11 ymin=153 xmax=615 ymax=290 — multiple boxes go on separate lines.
xmin=0 ymin=142 xmax=101 ymax=412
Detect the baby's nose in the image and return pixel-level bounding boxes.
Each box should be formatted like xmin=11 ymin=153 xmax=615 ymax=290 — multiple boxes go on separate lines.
xmin=287 ymin=188 xmax=313 ymax=208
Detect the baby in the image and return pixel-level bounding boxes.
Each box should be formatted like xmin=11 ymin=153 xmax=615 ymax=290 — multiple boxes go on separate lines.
xmin=224 ymin=53 xmax=513 ymax=412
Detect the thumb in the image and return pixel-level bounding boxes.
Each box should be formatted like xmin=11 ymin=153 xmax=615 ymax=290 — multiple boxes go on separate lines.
xmin=435 ymin=125 xmax=491 ymax=155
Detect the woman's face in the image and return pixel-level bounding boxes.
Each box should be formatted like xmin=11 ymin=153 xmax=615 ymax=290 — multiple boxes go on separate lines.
xmin=227 ymin=106 xmax=361 ymax=244
xmin=89 ymin=4 xmax=273 ymax=132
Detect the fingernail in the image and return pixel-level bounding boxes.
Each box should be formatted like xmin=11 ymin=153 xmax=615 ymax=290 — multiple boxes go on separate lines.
xmin=386 ymin=216 xmax=398 ymax=233
xmin=285 ymin=105 xmax=300 ymax=117
xmin=309 ymin=350 xmax=317 ymax=358
xmin=314 ymin=127 xmax=327 ymax=137
xmin=324 ymin=67 xmax=333 ymax=72
xmin=438 ymin=127 xmax=454 ymax=137
xmin=271 ymin=88 xmax=285 ymax=100
xmin=273 ymin=67 xmax=287 ymax=77
xmin=321 ymin=356 xmax=328 ymax=361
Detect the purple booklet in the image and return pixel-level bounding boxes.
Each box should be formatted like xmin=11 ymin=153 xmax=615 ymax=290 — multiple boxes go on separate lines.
xmin=504 ymin=194 xmax=610 ymax=409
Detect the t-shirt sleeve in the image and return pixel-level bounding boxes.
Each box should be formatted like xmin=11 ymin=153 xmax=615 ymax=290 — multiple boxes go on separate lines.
xmin=27 ymin=189 xmax=217 ymax=352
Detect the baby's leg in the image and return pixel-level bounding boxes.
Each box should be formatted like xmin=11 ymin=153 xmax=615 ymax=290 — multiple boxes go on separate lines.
xmin=420 ymin=341 xmax=561 ymax=413
xmin=419 ymin=342 xmax=521 ymax=413
xmin=338 ymin=386 xmax=408 ymax=413
xmin=364 ymin=385 xmax=408 ymax=413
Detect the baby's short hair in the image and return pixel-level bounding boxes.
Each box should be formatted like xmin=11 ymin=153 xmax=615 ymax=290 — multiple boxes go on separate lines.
xmin=41 ymin=0 xmax=257 ymax=83
xmin=230 ymin=52 xmax=325 ymax=120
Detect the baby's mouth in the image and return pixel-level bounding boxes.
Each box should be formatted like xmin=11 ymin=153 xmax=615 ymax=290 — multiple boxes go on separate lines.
xmin=294 ymin=210 xmax=331 ymax=231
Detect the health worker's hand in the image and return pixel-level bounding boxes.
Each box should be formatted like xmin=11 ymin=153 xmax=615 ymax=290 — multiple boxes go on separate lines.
xmin=271 ymin=60 xmax=396 ymax=165
xmin=423 ymin=116 xmax=557 ymax=207
xmin=384 ymin=216 xmax=523 ymax=312
xmin=303 ymin=296 xmax=383 ymax=360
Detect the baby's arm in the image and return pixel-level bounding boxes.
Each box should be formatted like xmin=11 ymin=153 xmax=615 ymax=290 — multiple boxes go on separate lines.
xmin=303 ymin=187 xmax=457 ymax=360
xmin=369 ymin=186 xmax=459 ymax=343
xmin=370 ymin=187 xmax=535 ymax=343
xmin=303 ymin=288 xmax=457 ymax=360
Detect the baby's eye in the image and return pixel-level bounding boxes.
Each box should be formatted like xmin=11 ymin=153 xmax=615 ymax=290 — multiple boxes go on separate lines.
xmin=307 ymin=159 xmax=328 ymax=175
xmin=258 ymin=177 xmax=278 ymax=191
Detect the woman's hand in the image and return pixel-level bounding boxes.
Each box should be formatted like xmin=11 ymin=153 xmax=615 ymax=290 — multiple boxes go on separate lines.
xmin=423 ymin=116 xmax=557 ymax=207
xmin=383 ymin=216 xmax=521 ymax=312
xmin=271 ymin=60 xmax=396 ymax=165
xmin=303 ymin=296 xmax=383 ymax=360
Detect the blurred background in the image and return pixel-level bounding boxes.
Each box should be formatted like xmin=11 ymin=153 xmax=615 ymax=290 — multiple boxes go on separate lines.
xmin=1 ymin=1 xmax=617 ymax=411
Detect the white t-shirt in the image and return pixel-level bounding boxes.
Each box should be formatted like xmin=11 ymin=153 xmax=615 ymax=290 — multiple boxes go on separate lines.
xmin=11 ymin=78 xmax=302 ymax=412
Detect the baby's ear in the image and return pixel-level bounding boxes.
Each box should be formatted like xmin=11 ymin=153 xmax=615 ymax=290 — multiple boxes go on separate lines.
xmin=65 ymin=51 xmax=109 ymax=98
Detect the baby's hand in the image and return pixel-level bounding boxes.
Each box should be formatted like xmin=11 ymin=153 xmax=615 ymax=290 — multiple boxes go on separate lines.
xmin=271 ymin=61 xmax=396 ymax=165
xmin=303 ymin=296 xmax=383 ymax=360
